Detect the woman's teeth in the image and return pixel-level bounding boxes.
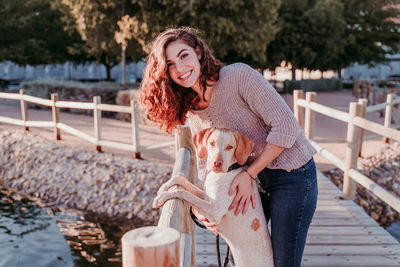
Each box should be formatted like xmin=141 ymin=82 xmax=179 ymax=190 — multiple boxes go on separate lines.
xmin=180 ymin=71 xmax=191 ymax=79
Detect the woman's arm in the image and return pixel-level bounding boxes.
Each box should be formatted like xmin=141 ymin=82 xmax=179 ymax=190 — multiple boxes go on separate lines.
xmin=228 ymin=142 xmax=285 ymax=215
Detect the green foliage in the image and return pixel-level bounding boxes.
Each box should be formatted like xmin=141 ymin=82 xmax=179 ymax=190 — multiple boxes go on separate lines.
xmin=0 ymin=0 xmax=84 ymax=65
xmin=0 ymin=79 xmax=9 ymax=90
xmin=59 ymin=0 xmax=145 ymax=80
xmin=266 ymin=0 xmax=400 ymax=78
xmin=128 ymin=0 xmax=281 ymax=68
xmin=288 ymin=78 xmax=342 ymax=93
xmin=334 ymin=0 xmax=400 ymax=69
xmin=266 ymin=0 xmax=346 ymax=77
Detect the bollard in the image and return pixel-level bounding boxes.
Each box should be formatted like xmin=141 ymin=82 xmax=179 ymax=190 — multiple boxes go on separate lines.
xmin=122 ymin=226 xmax=180 ymax=267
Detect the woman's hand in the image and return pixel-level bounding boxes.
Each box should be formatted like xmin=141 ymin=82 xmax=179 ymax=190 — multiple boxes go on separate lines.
xmin=228 ymin=171 xmax=256 ymax=215
xmin=192 ymin=208 xmax=219 ymax=236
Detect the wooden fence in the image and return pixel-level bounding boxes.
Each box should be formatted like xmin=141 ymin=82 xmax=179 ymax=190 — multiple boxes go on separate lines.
xmin=121 ymin=126 xmax=197 ymax=267
xmin=322 ymin=91 xmax=400 ymax=145
xmin=294 ymin=90 xmax=400 ymax=213
xmin=353 ymin=77 xmax=399 ymax=106
xmin=0 ymin=90 xmax=174 ymax=158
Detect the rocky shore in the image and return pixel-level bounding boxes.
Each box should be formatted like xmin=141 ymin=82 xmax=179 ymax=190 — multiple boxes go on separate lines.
xmin=0 ymin=130 xmax=172 ymax=227
xmin=323 ymin=142 xmax=400 ymax=227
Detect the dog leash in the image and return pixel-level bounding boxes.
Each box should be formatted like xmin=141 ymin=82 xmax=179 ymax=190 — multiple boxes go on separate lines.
xmin=189 ymin=207 xmax=230 ymax=267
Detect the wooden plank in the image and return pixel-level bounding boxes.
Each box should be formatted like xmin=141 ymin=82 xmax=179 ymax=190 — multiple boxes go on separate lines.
xmin=180 ymin=233 xmax=192 ymax=267
xmin=307 ymin=225 xmax=391 ymax=236
xmin=304 ymin=244 xmax=400 ymax=255
xmin=311 ymin=218 xmax=375 ymax=226
xmin=305 ymin=234 xmax=399 ymax=245
xmin=302 ymin=255 xmax=400 ymax=267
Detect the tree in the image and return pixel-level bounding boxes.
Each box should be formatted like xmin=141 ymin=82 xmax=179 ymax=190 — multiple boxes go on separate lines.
xmin=331 ymin=0 xmax=400 ymax=77
xmin=127 ymin=0 xmax=281 ymax=68
xmin=266 ymin=0 xmax=346 ymax=80
xmin=266 ymin=0 xmax=400 ymax=80
xmin=0 ymin=0 xmax=83 ymax=66
xmin=59 ymin=0 xmax=145 ymax=80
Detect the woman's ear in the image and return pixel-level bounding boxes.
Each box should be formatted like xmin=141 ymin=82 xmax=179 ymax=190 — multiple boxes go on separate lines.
xmin=233 ymin=131 xmax=254 ymax=165
xmin=193 ymin=128 xmax=214 ymax=158
xmin=195 ymin=45 xmax=202 ymax=61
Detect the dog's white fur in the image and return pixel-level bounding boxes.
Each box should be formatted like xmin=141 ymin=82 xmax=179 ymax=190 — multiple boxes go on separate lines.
xmin=153 ymin=128 xmax=274 ymax=267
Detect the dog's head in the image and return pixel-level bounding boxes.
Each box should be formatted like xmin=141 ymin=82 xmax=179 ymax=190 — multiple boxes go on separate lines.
xmin=193 ymin=128 xmax=254 ymax=173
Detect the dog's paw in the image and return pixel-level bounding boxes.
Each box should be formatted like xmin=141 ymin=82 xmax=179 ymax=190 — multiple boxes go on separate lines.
xmin=157 ymin=182 xmax=171 ymax=195
xmin=152 ymin=192 xmax=170 ymax=208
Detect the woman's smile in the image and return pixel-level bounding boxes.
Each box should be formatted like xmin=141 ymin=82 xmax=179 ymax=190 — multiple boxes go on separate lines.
xmin=165 ymin=40 xmax=201 ymax=91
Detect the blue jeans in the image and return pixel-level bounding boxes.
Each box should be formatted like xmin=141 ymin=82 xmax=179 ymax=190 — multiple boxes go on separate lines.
xmin=257 ymin=158 xmax=318 ymax=267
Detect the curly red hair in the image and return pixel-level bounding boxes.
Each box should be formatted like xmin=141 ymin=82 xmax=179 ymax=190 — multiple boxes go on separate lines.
xmin=139 ymin=27 xmax=223 ymax=134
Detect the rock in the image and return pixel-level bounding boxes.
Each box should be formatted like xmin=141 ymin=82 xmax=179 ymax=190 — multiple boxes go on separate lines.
xmin=0 ymin=130 xmax=171 ymax=225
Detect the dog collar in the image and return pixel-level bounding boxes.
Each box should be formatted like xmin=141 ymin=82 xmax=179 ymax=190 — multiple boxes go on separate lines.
xmin=228 ymin=162 xmax=243 ymax=172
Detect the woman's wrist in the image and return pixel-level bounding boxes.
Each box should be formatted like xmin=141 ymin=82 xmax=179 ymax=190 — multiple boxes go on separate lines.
xmin=243 ymin=168 xmax=256 ymax=181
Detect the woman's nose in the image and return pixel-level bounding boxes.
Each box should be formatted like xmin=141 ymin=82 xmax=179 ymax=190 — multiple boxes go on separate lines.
xmin=176 ymin=61 xmax=184 ymax=72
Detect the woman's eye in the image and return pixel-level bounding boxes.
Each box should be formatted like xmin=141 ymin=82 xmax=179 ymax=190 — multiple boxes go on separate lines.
xmin=181 ymin=53 xmax=188 ymax=59
xmin=226 ymin=146 xmax=233 ymax=150
xmin=209 ymin=141 xmax=216 ymax=146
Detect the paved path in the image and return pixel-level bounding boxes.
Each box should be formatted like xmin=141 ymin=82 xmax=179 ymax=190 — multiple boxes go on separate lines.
xmin=196 ymin=171 xmax=400 ymax=267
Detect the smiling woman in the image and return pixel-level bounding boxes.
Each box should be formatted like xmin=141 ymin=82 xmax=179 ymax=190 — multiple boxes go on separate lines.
xmin=139 ymin=27 xmax=318 ymax=267
xmin=139 ymin=27 xmax=223 ymax=134
xmin=165 ymin=40 xmax=202 ymax=90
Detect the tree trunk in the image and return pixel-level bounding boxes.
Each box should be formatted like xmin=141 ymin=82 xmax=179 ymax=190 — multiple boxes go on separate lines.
xmin=105 ymin=64 xmax=112 ymax=81
xmin=291 ymin=62 xmax=296 ymax=81
xmin=122 ymin=47 xmax=126 ymax=89
xmin=338 ymin=65 xmax=342 ymax=79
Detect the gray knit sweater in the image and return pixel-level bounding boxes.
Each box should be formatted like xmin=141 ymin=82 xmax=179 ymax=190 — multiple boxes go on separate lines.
xmin=187 ymin=63 xmax=317 ymax=182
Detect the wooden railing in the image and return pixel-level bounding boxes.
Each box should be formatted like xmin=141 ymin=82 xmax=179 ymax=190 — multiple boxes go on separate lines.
xmin=0 ymin=90 xmax=174 ymax=158
xmin=121 ymin=126 xmax=197 ymax=267
xmin=318 ymin=92 xmax=400 ymax=146
xmin=353 ymin=78 xmax=399 ymax=105
xmin=294 ymin=90 xmax=400 ymax=213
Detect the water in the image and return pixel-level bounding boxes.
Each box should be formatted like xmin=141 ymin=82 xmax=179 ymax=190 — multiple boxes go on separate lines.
xmin=387 ymin=222 xmax=400 ymax=242
xmin=0 ymin=186 xmax=124 ymax=267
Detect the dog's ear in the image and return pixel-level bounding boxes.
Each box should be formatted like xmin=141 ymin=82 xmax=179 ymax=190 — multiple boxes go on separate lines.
xmin=233 ymin=131 xmax=254 ymax=165
xmin=193 ymin=128 xmax=214 ymax=158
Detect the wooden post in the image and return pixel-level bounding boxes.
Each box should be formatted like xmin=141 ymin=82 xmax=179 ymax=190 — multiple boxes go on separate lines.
xmin=366 ymin=82 xmax=371 ymax=103
xmin=360 ymin=80 xmax=365 ymax=98
xmin=353 ymin=77 xmax=360 ymax=97
xmin=397 ymin=98 xmax=400 ymax=128
xmin=19 ymin=89 xmax=29 ymax=131
xmin=358 ymin=99 xmax=367 ymax=157
xmin=158 ymin=126 xmax=197 ymax=267
xmin=122 ymin=226 xmax=180 ymax=267
xmin=293 ymin=90 xmax=304 ymax=129
xmin=383 ymin=93 xmax=393 ymax=144
xmin=51 ymin=93 xmax=61 ymax=140
xmin=130 ymin=99 xmax=141 ymax=159
xmin=372 ymin=85 xmax=376 ymax=105
xmin=93 ymin=96 xmax=102 ymax=152
xmin=304 ymin=92 xmax=316 ymax=140
xmin=343 ymin=102 xmax=363 ymax=200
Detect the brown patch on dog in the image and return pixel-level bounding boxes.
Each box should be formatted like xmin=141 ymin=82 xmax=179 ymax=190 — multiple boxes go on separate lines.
xmin=251 ymin=218 xmax=260 ymax=231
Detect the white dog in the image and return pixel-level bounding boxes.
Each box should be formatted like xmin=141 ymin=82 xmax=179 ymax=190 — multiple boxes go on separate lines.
xmin=153 ymin=128 xmax=274 ymax=267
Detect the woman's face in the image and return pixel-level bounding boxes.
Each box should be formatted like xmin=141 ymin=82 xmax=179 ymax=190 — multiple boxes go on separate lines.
xmin=165 ymin=40 xmax=201 ymax=91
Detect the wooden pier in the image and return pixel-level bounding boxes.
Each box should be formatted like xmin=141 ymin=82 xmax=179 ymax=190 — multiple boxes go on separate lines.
xmin=195 ymin=170 xmax=400 ymax=267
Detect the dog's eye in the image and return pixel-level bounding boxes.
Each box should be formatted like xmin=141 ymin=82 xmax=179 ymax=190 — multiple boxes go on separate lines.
xmin=209 ymin=141 xmax=216 ymax=146
xmin=226 ymin=145 xmax=233 ymax=150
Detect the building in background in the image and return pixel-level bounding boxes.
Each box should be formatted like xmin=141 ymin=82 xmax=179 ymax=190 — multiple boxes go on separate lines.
xmin=0 ymin=61 xmax=145 ymax=87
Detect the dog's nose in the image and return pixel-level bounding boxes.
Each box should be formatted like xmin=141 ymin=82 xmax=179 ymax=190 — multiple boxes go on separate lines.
xmin=214 ymin=160 xmax=223 ymax=167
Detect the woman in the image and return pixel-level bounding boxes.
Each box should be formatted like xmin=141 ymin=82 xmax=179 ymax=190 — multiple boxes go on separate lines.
xmin=139 ymin=27 xmax=318 ymax=267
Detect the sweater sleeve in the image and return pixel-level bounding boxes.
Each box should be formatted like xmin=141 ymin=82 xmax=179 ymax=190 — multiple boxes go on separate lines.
xmin=235 ymin=63 xmax=300 ymax=148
